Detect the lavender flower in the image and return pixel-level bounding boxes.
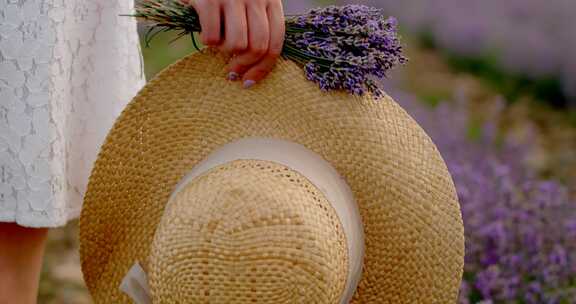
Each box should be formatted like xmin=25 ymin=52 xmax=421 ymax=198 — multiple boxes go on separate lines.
xmin=130 ymin=1 xmax=407 ymax=97
xmin=284 ymin=5 xmax=407 ymax=97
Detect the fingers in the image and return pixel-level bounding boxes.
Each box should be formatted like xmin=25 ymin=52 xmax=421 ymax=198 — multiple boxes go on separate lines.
xmin=195 ymin=0 xmax=284 ymax=86
xmin=191 ymin=0 xmax=222 ymax=46
xmin=239 ymin=1 xmax=286 ymax=86
xmin=265 ymin=0 xmax=286 ymax=58
xmin=220 ymin=0 xmax=248 ymax=55
xmin=227 ymin=1 xmax=270 ymax=77
xmin=239 ymin=55 xmax=278 ymax=88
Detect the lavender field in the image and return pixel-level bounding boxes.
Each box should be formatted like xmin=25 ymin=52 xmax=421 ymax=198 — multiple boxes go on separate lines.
xmin=39 ymin=0 xmax=576 ymax=303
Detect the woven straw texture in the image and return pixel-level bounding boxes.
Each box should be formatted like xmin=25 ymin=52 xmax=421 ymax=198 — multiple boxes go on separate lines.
xmin=149 ymin=159 xmax=348 ymax=302
xmin=79 ymin=49 xmax=464 ymax=303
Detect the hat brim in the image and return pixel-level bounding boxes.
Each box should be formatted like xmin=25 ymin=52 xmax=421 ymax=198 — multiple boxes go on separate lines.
xmin=79 ymin=49 xmax=464 ymax=303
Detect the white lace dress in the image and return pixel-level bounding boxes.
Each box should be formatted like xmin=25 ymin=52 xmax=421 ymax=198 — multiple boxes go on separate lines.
xmin=0 ymin=0 xmax=145 ymax=227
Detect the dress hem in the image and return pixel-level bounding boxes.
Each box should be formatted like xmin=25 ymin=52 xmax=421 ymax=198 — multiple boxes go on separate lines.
xmin=0 ymin=207 xmax=82 ymax=228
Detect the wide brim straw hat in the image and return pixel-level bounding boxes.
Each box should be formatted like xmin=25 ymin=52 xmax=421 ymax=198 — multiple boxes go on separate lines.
xmin=79 ymin=49 xmax=465 ymax=303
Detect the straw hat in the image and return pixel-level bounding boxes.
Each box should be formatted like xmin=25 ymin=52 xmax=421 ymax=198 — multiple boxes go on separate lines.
xmin=79 ymin=49 xmax=464 ymax=303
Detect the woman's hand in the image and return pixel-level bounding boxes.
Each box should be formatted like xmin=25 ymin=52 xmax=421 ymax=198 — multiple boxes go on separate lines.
xmin=189 ymin=0 xmax=285 ymax=88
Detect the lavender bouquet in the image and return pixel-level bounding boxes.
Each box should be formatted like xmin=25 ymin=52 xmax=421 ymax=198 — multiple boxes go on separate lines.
xmin=130 ymin=0 xmax=407 ymax=97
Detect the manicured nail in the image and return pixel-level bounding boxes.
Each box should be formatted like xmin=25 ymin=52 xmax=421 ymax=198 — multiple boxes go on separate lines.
xmin=227 ymin=72 xmax=239 ymax=81
xmin=243 ymin=79 xmax=256 ymax=89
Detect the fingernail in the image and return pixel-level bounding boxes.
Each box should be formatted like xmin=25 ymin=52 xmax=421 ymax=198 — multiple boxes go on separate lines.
xmin=227 ymin=72 xmax=239 ymax=81
xmin=243 ymin=80 xmax=256 ymax=89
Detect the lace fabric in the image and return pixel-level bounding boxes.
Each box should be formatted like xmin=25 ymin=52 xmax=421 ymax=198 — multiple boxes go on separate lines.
xmin=0 ymin=0 xmax=145 ymax=227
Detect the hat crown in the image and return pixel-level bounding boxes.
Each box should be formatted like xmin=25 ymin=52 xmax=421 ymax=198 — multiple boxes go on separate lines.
xmin=148 ymin=159 xmax=349 ymax=302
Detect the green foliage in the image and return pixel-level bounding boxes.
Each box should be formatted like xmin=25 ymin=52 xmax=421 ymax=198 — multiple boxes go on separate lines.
xmin=416 ymin=31 xmax=570 ymax=109
xmin=139 ymin=31 xmax=198 ymax=79
xmin=446 ymin=53 xmax=567 ymax=108
xmin=466 ymin=118 xmax=483 ymax=141
xmin=419 ymin=93 xmax=449 ymax=107
xmin=417 ymin=31 xmax=437 ymax=50
xmin=569 ymin=110 xmax=576 ymax=128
